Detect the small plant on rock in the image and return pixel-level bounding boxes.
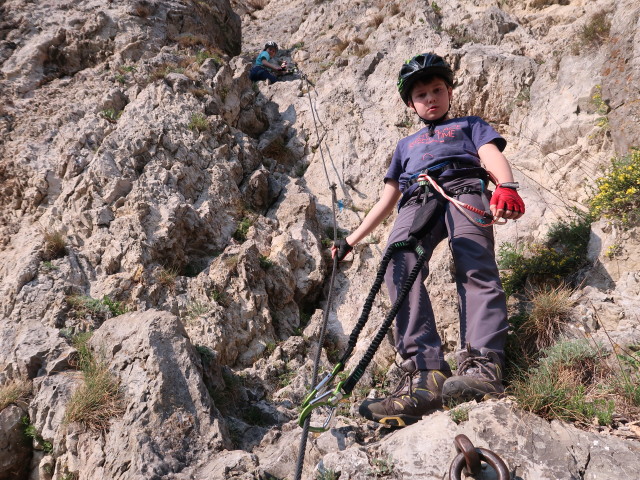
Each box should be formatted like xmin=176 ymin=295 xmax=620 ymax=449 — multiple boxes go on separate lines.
xmin=0 ymin=379 xmax=32 ymax=411
xmin=188 ymin=113 xmax=209 ymax=132
xmin=369 ymin=455 xmax=395 ymax=477
xmin=450 ymin=405 xmax=470 ymax=424
xmin=580 ymin=10 xmax=611 ymax=47
xmin=22 ymin=416 xmax=53 ymax=453
xmin=316 ymin=469 xmax=339 ymax=480
xmin=100 ymin=108 xmax=122 ymax=123
xmin=64 ymin=332 xmax=125 ymax=430
xmin=184 ymin=301 xmax=212 ymax=320
xmin=157 ymin=266 xmax=179 ymax=288
xmin=589 ymin=149 xmax=640 ymax=225
xmin=591 ymin=84 xmax=610 ymax=130
xmin=42 ymin=228 xmax=67 ymax=261
xmin=521 ymin=284 xmax=576 ymax=351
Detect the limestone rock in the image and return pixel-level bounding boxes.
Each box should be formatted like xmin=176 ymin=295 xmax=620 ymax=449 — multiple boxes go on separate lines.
xmin=0 ymin=405 xmax=32 ymax=480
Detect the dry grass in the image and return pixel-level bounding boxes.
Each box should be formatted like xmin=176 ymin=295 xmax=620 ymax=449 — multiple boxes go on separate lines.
xmin=332 ymin=38 xmax=350 ymax=56
xmin=247 ymin=0 xmax=269 ymax=11
xmin=522 ymin=284 xmax=576 ymax=350
xmin=64 ymin=333 xmax=124 ymax=430
xmin=368 ymin=13 xmax=384 ymax=28
xmin=157 ymin=266 xmax=179 ymax=288
xmin=42 ymin=228 xmax=67 ymax=260
xmin=0 ymin=378 xmax=32 ymax=410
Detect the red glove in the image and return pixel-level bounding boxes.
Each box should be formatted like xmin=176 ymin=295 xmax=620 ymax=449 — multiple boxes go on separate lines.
xmin=490 ymin=185 xmax=525 ymax=217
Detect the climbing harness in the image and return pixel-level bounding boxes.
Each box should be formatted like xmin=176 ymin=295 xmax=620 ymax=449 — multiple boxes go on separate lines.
xmin=448 ymin=434 xmax=510 ymax=480
xmin=410 ymin=168 xmax=505 ymax=227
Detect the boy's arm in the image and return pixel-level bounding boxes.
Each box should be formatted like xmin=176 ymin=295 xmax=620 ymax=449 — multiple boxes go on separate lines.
xmin=346 ymin=180 xmax=401 ymax=246
xmin=478 ymin=142 xmax=515 ymax=184
xmin=331 ymin=180 xmax=401 ymax=259
xmin=478 ymin=142 xmax=524 ymax=220
xmin=262 ymin=59 xmax=282 ymax=70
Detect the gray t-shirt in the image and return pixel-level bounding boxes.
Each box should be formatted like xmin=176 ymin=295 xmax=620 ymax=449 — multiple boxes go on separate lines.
xmin=385 ymin=116 xmax=506 ymax=205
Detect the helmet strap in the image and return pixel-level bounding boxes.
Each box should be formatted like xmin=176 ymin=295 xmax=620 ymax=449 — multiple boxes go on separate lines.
xmin=418 ymin=110 xmax=449 ymax=136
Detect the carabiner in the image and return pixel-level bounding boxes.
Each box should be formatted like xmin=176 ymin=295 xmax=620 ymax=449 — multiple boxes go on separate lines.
xmin=298 ymin=379 xmax=348 ymax=433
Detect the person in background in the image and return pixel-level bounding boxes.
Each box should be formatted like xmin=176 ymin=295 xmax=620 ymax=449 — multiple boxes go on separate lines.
xmin=249 ymin=41 xmax=287 ymax=84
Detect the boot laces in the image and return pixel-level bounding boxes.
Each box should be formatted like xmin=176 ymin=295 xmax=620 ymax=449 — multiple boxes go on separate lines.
xmin=457 ymin=353 xmax=496 ymax=380
xmin=390 ymin=369 xmax=418 ymax=399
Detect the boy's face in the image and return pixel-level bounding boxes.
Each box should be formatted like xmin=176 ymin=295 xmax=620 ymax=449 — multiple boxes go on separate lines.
xmin=408 ymin=77 xmax=452 ymax=121
xmin=267 ymin=47 xmax=277 ymax=57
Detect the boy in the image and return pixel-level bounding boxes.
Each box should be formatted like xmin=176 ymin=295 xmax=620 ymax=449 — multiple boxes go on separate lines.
xmin=332 ymin=53 xmax=525 ymax=427
xmin=249 ymin=41 xmax=286 ymax=84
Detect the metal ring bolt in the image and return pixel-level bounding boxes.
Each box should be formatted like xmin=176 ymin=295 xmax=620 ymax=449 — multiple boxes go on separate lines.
xmin=449 ymin=434 xmax=510 ymax=480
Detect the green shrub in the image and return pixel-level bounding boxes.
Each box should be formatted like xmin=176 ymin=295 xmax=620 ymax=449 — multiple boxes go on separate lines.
xmin=195 ymin=49 xmax=222 ymax=65
xmin=208 ymin=367 xmax=244 ymax=413
xmin=498 ymin=215 xmax=591 ymax=296
xmin=589 ymin=149 xmax=640 ymax=224
xmin=259 ymin=255 xmax=273 ymax=270
xmin=66 ymin=295 xmax=126 ymax=319
xmin=233 ymin=216 xmax=254 ymax=242
xmin=591 ymin=85 xmax=610 ymax=130
xmin=101 ymin=296 xmax=127 ymax=316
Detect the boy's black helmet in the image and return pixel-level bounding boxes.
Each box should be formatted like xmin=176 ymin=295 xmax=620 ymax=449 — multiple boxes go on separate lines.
xmin=264 ymin=41 xmax=278 ymax=51
xmin=397 ymin=53 xmax=454 ymax=105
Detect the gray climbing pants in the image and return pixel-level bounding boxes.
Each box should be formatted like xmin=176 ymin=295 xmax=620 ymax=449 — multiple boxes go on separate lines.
xmin=384 ymin=177 xmax=509 ymax=371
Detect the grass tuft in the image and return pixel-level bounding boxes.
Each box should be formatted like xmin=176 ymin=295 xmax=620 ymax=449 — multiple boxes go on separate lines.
xmin=42 ymin=229 xmax=67 ymax=261
xmin=0 ymin=379 xmax=32 ymax=411
xmin=508 ymin=340 xmax=614 ymax=425
xmin=521 ymin=284 xmax=575 ymax=351
xmin=64 ymin=333 xmax=125 ymax=430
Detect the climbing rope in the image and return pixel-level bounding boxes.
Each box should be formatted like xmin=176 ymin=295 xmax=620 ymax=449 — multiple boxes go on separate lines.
xmin=293 ymin=68 xmax=341 ymax=480
xmin=297 ymin=178 xmax=449 ymax=432
xmin=414 ymin=171 xmax=505 ymax=227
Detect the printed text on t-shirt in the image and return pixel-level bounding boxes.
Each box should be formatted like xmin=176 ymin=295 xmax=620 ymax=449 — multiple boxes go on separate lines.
xmin=409 ymin=124 xmax=461 ymax=148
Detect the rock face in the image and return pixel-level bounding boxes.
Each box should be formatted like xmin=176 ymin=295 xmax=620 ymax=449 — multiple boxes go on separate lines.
xmin=1 ymin=0 xmax=639 ymax=479
xmin=0 ymin=405 xmax=31 ymax=480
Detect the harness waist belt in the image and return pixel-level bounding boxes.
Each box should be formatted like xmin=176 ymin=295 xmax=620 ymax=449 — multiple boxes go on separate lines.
xmin=407 ymin=161 xmax=473 ymax=187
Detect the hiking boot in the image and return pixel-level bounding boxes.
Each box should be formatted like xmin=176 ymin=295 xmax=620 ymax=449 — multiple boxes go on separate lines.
xmin=442 ymin=345 xmax=505 ymax=407
xmin=359 ymin=359 xmax=451 ymax=427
